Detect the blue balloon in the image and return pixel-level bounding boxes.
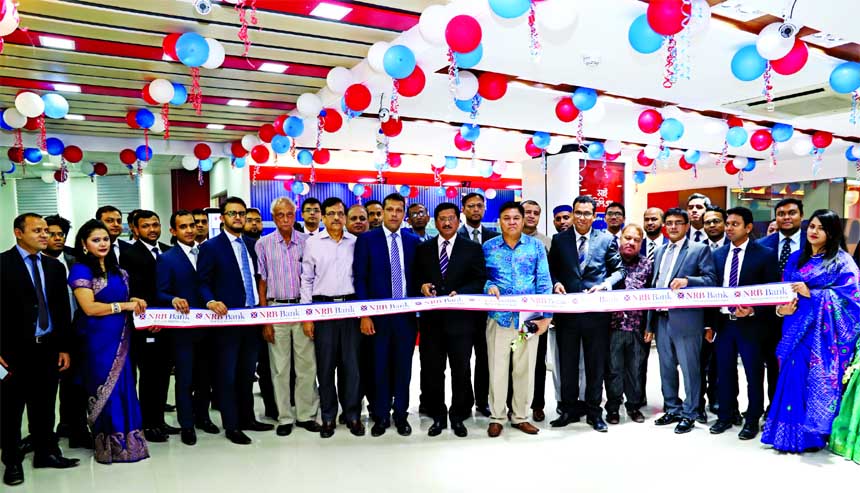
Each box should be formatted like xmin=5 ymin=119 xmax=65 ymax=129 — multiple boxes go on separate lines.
xmin=726 ymin=126 xmax=748 ymax=147
xmin=2 ymin=162 xmax=16 ymax=174
xmin=340 ymin=97 xmax=361 ymax=118
xmin=383 ymin=44 xmax=416 ymax=80
xmin=297 ymin=149 xmax=313 ymax=165
xmin=291 ymin=181 xmax=304 ymax=194
xmin=731 ymin=45 xmax=767 ymax=82
xmin=658 ymin=147 xmax=671 ymax=160
xmin=633 ymin=171 xmax=646 ymax=184
xmin=572 ymin=87 xmax=597 ymax=111
xmin=454 ymin=44 xmax=483 ymax=69
xmin=479 ymin=162 xmax=493 ymax=178
xmin=743 ymin=158 xmax=756 ymax=172
xmin=829 ymin=62 xmax=860 ymax=94
xmin=771 ymin=123 xmax=793 ymax=143
xmin=628 ymin=14 xmax=665 ymax=54
xmin=460 ymin=123 xmax=480 ymax=142
xmin=233 ymin=157 xmax=246 ymax=168
xmin=436 ymin=186 xmax=446 ymax=196
xmin=659 ymin=118 xmax=684 ymax=142
xmin=175 ymin=33 xmax=210 ymax=68
xmin=42 ymin=93 xmax=69 ymax=119
xmin=532 ymin=131 xmax=551 ymax=149
xmin=135 ymin=108 xmax=155 ymax=129
xmin=445 ymin=156 xmax=458 ymax=170
xmin=199 ymin=158 xmax=213 ymax=172
xmin=136 ymin=145 xmax=153 ymax=162
xmin=489 ymin=0 xmax=530 ymax=18
xmin=285 ymin=116 xmax=304 ymax=138
xmin=24 ymin=148 xmax=43 ymax=163
xmin=271 ymin=134 xmax=290 ymax=154
xmin=170 ymin=83 xmax=188 ymax=105
xmin=847 ymin=146 xmax=859 ymax=162
xmin=45 ymin=137 xmax=65 ymax=156
xmin=684 ymin=149 xmax=700 ymax=164
xmin=587 ymin=142 xmax=604 ymax=159
xmin=398 ymin=185 xmax=410 ymax=196
xmin=352 ymin=184 xmax=365 ymax=196
xmin=0 ymin=110 xmax=13 ymax=131
xmin=455 ymin=96 xmax=480 ymax=113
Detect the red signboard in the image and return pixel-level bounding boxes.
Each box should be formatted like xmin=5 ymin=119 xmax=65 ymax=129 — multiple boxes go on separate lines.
xmin=578 ymin=160 xmax=625 ymax=213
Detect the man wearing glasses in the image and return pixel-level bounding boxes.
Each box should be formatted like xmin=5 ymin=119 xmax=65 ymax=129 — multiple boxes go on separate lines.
xmin=604 ymin=202 xmax=626 ymax=246
xmin=299 ymin=198 xmax=324 ymax=236
xmin=406 ymin=203 xmax=431 ymax=242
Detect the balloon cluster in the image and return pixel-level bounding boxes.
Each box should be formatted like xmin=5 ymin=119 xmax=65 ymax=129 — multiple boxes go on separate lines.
xmin=0 ymin=0 xmax=20 ymax=43
xmin=163 ymin=33 xmax=225 ymax=114
xmin=350 ymin=183 xmax=373 ymax=200
xmin=554 ymin=87 xmax=599 ymax=144
xmin=487 ymin=1 xmax=578 ymax=59
xmin=141 ymin=79 xmax=187 ymax=138
xmin=829 ymin=62 xmax=860 ymax=124
xmin=731 ymin=22 xmax=808 ymax=107
xmin=1 ymin=91 xmax=71 ymax=154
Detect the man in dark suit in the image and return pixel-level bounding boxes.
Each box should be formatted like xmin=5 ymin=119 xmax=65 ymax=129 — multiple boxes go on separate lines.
xmin=1 ymin=213 xmax=79 ymax=487
xmin=120 ymin=210 xmax=176 ymax=443
xmin=198 ymin=197 xmax=273 ymax=445
xmin=354 ymin=192 xmax=420 ymax=437
xmin=698 ymin=205 xmax=728 ymax=421
xmin=95 ymin=205 xmax=131 ymax=263
xmin=414 ymin=202 xmax=487 ymax=438
xmin=707 ymin=207 xmax=778 ymax=441
xmin=647 ymin=208 xmax=717 ymax=434
xmin=156 ymin=210 xmax=220 ymax=446
xmin=685 ymin=193 xmax=710 ymax=244
xmin=457 ymin=192 xmax=499 ymax=417
xmin=549 ymin=195 xmax=625 ymax=432
xmin=757 ymin=197 xmax=805 ymax=404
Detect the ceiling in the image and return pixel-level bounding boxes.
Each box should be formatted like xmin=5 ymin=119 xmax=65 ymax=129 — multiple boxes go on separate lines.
xmin=1 ymin=0 xmax=859 ymax=180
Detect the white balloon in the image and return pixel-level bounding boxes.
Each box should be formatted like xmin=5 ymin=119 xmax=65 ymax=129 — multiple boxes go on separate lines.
xmin=604 ymin=140 xmax=622 ymax=155
xmin=492 ymin=161 xmax=508 ymax=174
xmin=484 ymin=188 xmax=497 ymax=199
xmin=661 ymin=105 xmax=685 ymax=120
xmin=41 ymin=171 xmax=55 ymax=184
xmin=853 ymin=145 xmax=860 ymax=160
xmin=697 ymin=153 xmax=714 ymax=166
xmin=454 ymin=71 xmax=479 ymax=100
xmin=15 ymin=92 xmax=45 ymax=118
xmin=149 ymin=116 xmax=165 ymax=134
xmin=367 ymin=42 xmax=391 ymax=73
xmin=792 ymin=135 xmax=813 ymax=156
xmin=299 ymin=182 xmax=311 ymax=196
xmin=644 ymin=145 xmax=660 ymax=159
xmin=418 ymin=4 xmax=450 ymax=45
xmin=704 ymin=119 xmax=728 ymax=136
xmin=535 ymin=0 xmax=578 ymax=32
xmin=756 ymin=23 xmax=795 ymax=61
xmin=326 ymin=66 xmax=354 ymax=94
xmin=149 ymin=79 xmax=175 ymax=105
xmin=2 ymin=107 xmax=26 ymax=128
xmin=241 ymin=134 xmax=260 ymax=151
xmin=546 ymin=139 xmax=563 ymax=154
xmin=296 ymin=93 xmax=323 ymax=118
xmin=181 ymin=155 xmax=199 ymax=171
xmin=687 ymin=0 xmax=712 ymax=40
xmin=202 ymin=38 xmax=226 ymax=69
xmin=0 ymin=0 xmax=19 ymax=37
xmin=79 ymin=162 xmax=95 ymax=175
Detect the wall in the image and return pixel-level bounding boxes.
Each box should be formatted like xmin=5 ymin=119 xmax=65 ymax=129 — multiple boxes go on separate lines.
xmin=0 ymin=180 xmax=18 ymax=248
xmin=210 ymin=158 xmax=250 ymax=204
xmin=139 ymin=173 xmax=173 ymax=243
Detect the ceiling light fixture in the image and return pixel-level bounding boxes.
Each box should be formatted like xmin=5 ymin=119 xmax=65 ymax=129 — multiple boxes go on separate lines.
xmin=801 ymin=32 xmax=847 ymax=48
xmin=206 ymin=124 xmax=226 ymax=130
xmin=53 ymin=84 xmax=81 ymax=93
xmin=39 ymin=36 xmax=76 ymax=50
xmin=227 ymin=99 xmax=251 ymax=107
xmin=259 ymin=62 xmax=289 ymax=73
xmin=712 ymin=1 xmax=764 ymax=22
xmin=64 ymin=114 xmax=85 ymax=121
xmin=357 ymin=177 xmax=377 ymax=184
xmin=274 ymin=174 xmax=295 ymax=180
xmin=505 ymin=185 xmax=522 ymax=190
xmin=442 ymin=181 xmax=462 ymax=187
xmin=309 ymin=2 xmax=353 ymax=20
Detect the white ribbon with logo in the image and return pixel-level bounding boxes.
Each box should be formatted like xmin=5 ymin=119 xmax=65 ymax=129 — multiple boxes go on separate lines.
xmin=133 ymin=283 xmax=796 ymax=330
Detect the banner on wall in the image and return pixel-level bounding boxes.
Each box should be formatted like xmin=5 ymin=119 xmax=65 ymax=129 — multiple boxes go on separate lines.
xmin=579 ymin=160 xmax=625 ymax=213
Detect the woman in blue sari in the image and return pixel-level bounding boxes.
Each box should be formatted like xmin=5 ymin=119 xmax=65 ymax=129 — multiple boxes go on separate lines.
xmin=762 ymin=209 xmax=860 ymax=453
xmin=69 ymin=219 xmax=149 ymax=464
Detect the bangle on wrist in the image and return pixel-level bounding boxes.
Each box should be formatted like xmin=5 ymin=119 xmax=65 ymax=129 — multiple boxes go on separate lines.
xmin=775 ymin=306 xmax=785 ymax=318
xmin=111 ymin=302 xmax=120 ymax=314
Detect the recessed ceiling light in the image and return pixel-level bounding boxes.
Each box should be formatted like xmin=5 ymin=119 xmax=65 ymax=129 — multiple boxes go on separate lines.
xmin=274 ymin=174 xmax=295 ymax=180
xmin=64 ymin=114 xmax=85 ymax=121
xmin=259 ymin=62 xmax=289 ymax=73
xmin=39 ymin=36 xmax=76 ymax=50
xmin=505 ymin=185 xmax=522 ymax=190
xmin=442 ymin=181 xmax=461 ymax=187
xmin=206 ymin=123 xmax=226 ymax=130
xmin=712 ymin=1 xmax=764 ymax=22
xmin=227 ymin=99 xmax=251 ymax=107
xmin=309 ymin=2 xmax=353 ymax=20
xmin=53 ymin=83 xmax=81 ymax=93
xmin=357 ymin=178 xmax=377 ymax=184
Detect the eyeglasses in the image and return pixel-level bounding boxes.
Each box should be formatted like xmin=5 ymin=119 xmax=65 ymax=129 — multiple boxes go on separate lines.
xmin=49 ymin=231 xmax=66 ymax=238
xmin=605 ymin=211 xmax=624 ymax=218
xmin=410 ymin=211 xmax=427 ymax=218
xmin=224 ymin=211 xmax=246 ymax=218
xmin=703 ymin=219 xmax=723 ymax=226
xmin=325 ymin=211 xmax=345 ymax=218
xmin=664 ymin=220 xmax=686 ymax=227
xmin=573 ymin=211 xmax=594 ymax=218
xmin=303 ymin=208 xmax=321 ymax=214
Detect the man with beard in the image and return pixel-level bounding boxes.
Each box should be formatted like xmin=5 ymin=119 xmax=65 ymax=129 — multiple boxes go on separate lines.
xmin=192 ymin=209 xmax=209 ymax=244
xmin=552 ymin=205 xmax=572 ymax=233
xmin=365 ymin=200 xmax=383 ymax=230
xmin=522 ymin=200 xmax=551 ymax=250
xmin=698 ymin=205 xmax=728 ymax=420
xmin=346 ymin=204 xmax=369 ymax=236
xmin=641 ymin=207 xmax=667 ymax=261
xmin=703 ymin=206 xmax=728 ymax=250
xmin=243 ymin=208 xmax=263 ymax=241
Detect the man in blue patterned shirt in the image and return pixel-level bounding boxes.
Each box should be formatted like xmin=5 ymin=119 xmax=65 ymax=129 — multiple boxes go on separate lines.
xmin=483 ymin=201 xmax=552 ymax=437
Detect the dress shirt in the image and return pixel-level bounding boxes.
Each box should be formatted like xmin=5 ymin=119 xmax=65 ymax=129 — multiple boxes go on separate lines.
xmin=483 ymin=234 xmax=552 ymax=328
xmin=720 ymin=239 xmax=749 ymax=314
xmin=16 ymin=245 xmax=53 ymax=336
xmin=383 ymin=225 xmax=407 ymax=297
xmin=438 ymin=233 xmax=457 ymax=261
xmin=227 ymin=231 xmax=259 ymax=306
xmin=778 ymin=230 xmax=802 ymax=258
xmin=709 ymin=236 xmax=727 ymax=250
xmin=656 ymin=237 xmax=687 ymax=288
xmin=645 ymin=235 xmax=664 ymax=256
xmin=300 ymin=230 xmax=356 ymax=304
xmin=303 ymin=224 xmax=325 ymax=236
xmin=411 ymin=229 xmax=430 ymax=242
xmin=574 ymin=228 xmax=592 ymax=260
xmin=176 ymin=241 xmax=199 ymax=270
xmin=140 ymin=240 xmax=164 ymax=260
xmin=465 ymin=224 xmax=481 ymax=242
xmin=611 ymin=254 xmax=653 ymax=332
xmin=111 ymin=241 xmax=122 ymax=262
xmin=54 ymin=253 xmax=77 ymax=318
xmin=689 ymin=227 xmax=706 ymax=243
xmin=256 ymin=230 xmax=305 ymax=301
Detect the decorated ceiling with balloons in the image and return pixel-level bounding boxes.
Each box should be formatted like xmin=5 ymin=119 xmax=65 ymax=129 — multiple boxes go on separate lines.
xmin=1 ymin=0 xmax=860 ymax=184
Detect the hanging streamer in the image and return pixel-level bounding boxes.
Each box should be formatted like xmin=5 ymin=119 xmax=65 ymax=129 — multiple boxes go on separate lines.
xmin=161 ymin=104 xmax=170 ymax=140
xmin=235 ymin=0 xmax=258 ymax=58
xmin=470 ymin=95 xmax=481 ymax=120
xmin=663 ymin=36 xmax=677 ymax=89
xmin=812 ymin=148 xmax=823 ymax=176
xmin=850 ymin=90 xmax=858 ymax=126
xmin=198 ymin=162 xmax=204 ymax=186
xmin=677 ymin=0 xmax=693 ymax=81
xmin=763 ymin=63 xmax=775 ymax=112
xmin=717 ymin=139 xmax=729 ymax=167
xmin=390 ymin=80 xmax=400 ymax=119
xmin=770 ymin=144 xmax=778 ymax=170
xmin=527 ymin=2 xmax=541 ymax=62
xmin=447 ymin=49 xmax=459 ymax=102
xmin=576 ymin=113 xmax=584 ymax=146
xmin=37 ymin=115 xmax=47 ymax=151
xmin=252 ymin=163 xmax=260 ymax=187
xmin=189 ymin=67 xmax=203 ymax=115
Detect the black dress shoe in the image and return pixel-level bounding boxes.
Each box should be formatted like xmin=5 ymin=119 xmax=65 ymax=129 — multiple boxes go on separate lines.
xmin=144 ymin=427 xmax=168 ymax=442
xmin=451 ymin=421 xmax=468 ymax=438
xmin=674 ymin=418 xmax=696 ymax=434
xmin=606 ymin=412 xmax=620 ymax=425
xmin=587 ymin=417 xmax=609 ymax=432
xmin=181 ymin=429 xmax=197 ymax=446
xmin=33 ymin=454 xmax=80 ymax=469
xmin=654 ymin=413 xmax=682 ymax=426
xmin=225 ymin=430 xmax=252 ymax=445
xmin=347 ymin=420 xmax=365 ymax=437
xmin=475 ymin=405 xmax=491 ymax=418
xmin=18 ymin=435 xmax=33 ymax=456
xmin=276 ymin=424 xmax=293 ymax=437
xmin=709 ymin=419 xmax=733 ymax=434
xmin=395 ymin=420 xmax=412 ymax=436
xmin=627 ymin=409 xmax=645 ymax=423
xmin=196 ymin=420 xmax=220 ymax=434
xmin=160 ymin=423 xmax=181 ymax=435
xmin=550 ymin=412 xmax=580 ymax=428
xmin=69 ymin=433 xmax=94 ymax=449
xmin=241 ymin=420 xmax=274 ymax=432
xmin=738 ymin=421 xmax=760 ymax=441
xmin=320 ymin=421 xmax=336 ymax=439
xmin=371 ymin=422 xmax=388 ymax=437
xmin=532 ymin=409 xmax=545 ymax=422
xmin=732 ymin=411 xmax=744 ymax=426
xmin=428 ymin=420 xmax=446 ymax=437
xmin=696 ymin=411 xmax=708 ymax=424
xmin=296 ymin=421 xmax=321 ymax=433
xmin=3 ymin=464 xmax=23 ymax=486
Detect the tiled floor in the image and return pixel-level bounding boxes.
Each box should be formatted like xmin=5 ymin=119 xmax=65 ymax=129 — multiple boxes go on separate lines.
xmin=12 ymin=348 xmax=859 ymax=492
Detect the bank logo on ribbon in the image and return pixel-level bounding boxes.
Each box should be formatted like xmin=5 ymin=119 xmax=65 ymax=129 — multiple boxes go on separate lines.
xmin=306 ymin=308 xmax=313 ymax=315
xmin=250 ymin=312 xmax=258 ymax=319
xmin=677 ymin=292 xmax=685 ymax=299
xmin=735 ymin=291 xmax=741 ymax=298
xmin=138 ymin=314 xmax=145 ymax=320
xmin=196 ymin=313 xmax=203 ymax=319
xmin=624 ymin=295 xmax=631 ymax=302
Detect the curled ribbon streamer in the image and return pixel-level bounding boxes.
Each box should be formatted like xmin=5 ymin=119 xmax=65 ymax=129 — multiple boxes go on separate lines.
xmin=190 ymin=67 xmax=203 ymax=115
xmin=528 ymin=2 xmax=541 ymax=62
xmin=770 ymin=144 xmax=778 ymax=170
xmin=59 ymin=156 xmax=68 ymax=183
xmin=763 ymin=63 xmax=775 ymax=112
xmin=718 ymin=139 xmax=729 ymax=167
xmin=236 ymin=1 xmax=252 ymax=58
xmin=812 ymin=148 xmax=823 ymax=176
xmin=677 ymin=0 xmax=692 ymax=81
xmin=390 ymin=79 xmax=400 ymax=118
xmin=447 ymin=49 xmax=459 ymax=102
xmin=161 ymin=104 xmax=170 ymax=140
xmin=140 ymin=129 xmax=149 ymax=177
xmin=14 ymin=129 xmax=23 ymax=151
xmin=576 ymin=113 xmax=584 ymax=146
xmin=252 ymin=164 xmax=260 ymax=187
xmin=663 ymin=36 xmax=677 ymax=89
xmin=37 ymin=115 xmax=46 ymax=151
xmin=470 ymin=95 xmax=481 ymax=120
xmin=856 ymin=161 xmax=860 ymax=181
xmin=198 ymin=163 xmax=204 ymax=186
xmin=693 ymin=164 xmax=698 ymax=179
xmin=316 ymin=115 xmax=324 ymax=151
xmin=850 ymin=90 xmax=858 ymax=126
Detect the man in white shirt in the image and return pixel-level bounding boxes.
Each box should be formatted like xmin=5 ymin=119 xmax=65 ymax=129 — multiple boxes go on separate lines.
xmin=703 ymin=206 xmax=728 ymax=250
xmin=95 ymin=205 xmax=130 ymax=263
xmin=605 ymin=202 xmax=625 ymax=247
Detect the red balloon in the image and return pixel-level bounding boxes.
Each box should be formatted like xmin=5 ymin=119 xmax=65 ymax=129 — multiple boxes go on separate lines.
xmin=8 ymin=147 xmax=24 ymax=163
xmin=770 ymin=39 xmax=808 ymax=76
xmin=604 ymin=151 xmax=621 ymax=161
xmin=679 ymin=156 xmax=694 ymax=170
xmin=273 ymin=114 xmax=289 ymax=136
xmin=727 ymin=116 xmax=744 ymax=128
xmin=344 ymin=84 xmax=371 ymax=112
xmin=812 ymin=131 xmax=832 ymax=148
xmin=445 ymin=186 xmax=458 ymax=199
xmin=231 ymin=140 xmax=248 ymax=158
xmin=194 ymin=143 xmax=211 ymax=160
xmin=445 ymin=15 xmax=482 ymax=53
xmin=637 ymin=149 xmax=654 ymax=167
xmin=53 ymin=170 xmax=67 ymax=183
xmin=408 ymin=186 xmax=420 ymax=198
xmin=24 ymin=117 xmax=39 ymax=131
xmin=555 ymin=97 xmax=579 ymax=123
xmin=646 ymin=0 xmax=690 ymax=36
xmin=321 ymin=109 xmax=342 ymax=133
xmin=387 ymin=153 xmax=402 ymax=168
xmin=119 ymin=148 xmax=136 ymax=165
xmin=750 ymin=129 xmax=774 ymax=151
xmin=525 ymin=139 xmax=542 ymax=158
xmin=142 ymin=84 xmax=157 ymax=105
xmin=251 ymin=145 xmax=270 ymax=164
xmin=637 ymin=109 xmax=663 ymax=134
xmin=93 ymin=162 xmax=108 ymax=176
xmin=162 ymin=33 xmax=181 ymax=60
xmin=63 ymin=145 xmax=83 ymax=163
xmin=489 ymin=172 xmax=502 ymax=181
xmin=478 ymin=72 xmax=508 ymax=101
xmin=397 ymin=66 xmax=426 ymax=97
xmin=361 ymin=186 xmax=372 ymax=198
xmin=725 ymin=160 xmax=741 ymax=175
xmin=258 ymin=124 xmax=276 ymax=143
xmin=381 ymin=118 xmax=403 ymax=137
xmin=313 ymin=148 xmax=330 ymax=165
xmin=126 ymin=111 xmax=140 ymax=129
xmin=454 ymin=133 xmax=473 ymax=151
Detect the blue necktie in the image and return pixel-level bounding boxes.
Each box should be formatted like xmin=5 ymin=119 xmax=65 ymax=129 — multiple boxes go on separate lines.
xmin=440 ymin=240 xmax=449 ymax=279
xmin=728 ymin=247 xmax=741 ymax=313
xmin=237 ymin=238 xmax=255 ymax=307
xmin=390 ymin=233 xmax=403 ymax=298
xmin=577 ymin=236 xmax=587 ymax=266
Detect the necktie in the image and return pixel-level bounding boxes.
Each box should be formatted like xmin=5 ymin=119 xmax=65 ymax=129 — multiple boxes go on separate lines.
xmin=613 ymin=236 xmax=619 ymax=249
xmin=578 ymin=236 xmax=587 ymax=266
xmin=28 ymin=254 xmax=49 ymax=331
xmin=694 ymin=230 xmax=702 ymax=243
xmin=189 ymin=246 xmax=199 ymax=270
xmin=647 ymin=240 xmax=655 ymax=260
xmin=440 ymin=240 xmax=449 ymax=279
xmin=237 ymin=238 xmax=255 ymax=307
xmin=779 ymin=237 xmax=791 ymax=273
xmin=728 ymin=247 xmax=741 ymax=313
xmin=390 ymin=233 xmax=403 ymax=298
xmin=658 ymin=244 xmax=677 ymax=288
xmin=190 ymin=246 xmax=199 ymax=255
xmin=152 ymin=246 xmax=160 ymax=258
xmin=710 ymin=241 xmax=718 ymax=250
xmin=472 ymin=228 xmax=480 ymax=243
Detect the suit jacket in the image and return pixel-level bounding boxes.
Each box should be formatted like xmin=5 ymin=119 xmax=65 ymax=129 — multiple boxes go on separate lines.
xmin=108 ymin=239 xmax=133 ymax=264
xmin=0 ymin=247 xmax=72 ymax=367
xmin=120 ymin=240 xmax=171 ymax=306
xmin=457 ymin=225 xmax=499 ymax=245
xmin=646 ymin=238 xmax=717 ymax=334
xmin=640 ymin=235 xmax=668 ymax=257
xmin=156 ymin=245 xmax=205 ymax=309
xmin=549 ymin=228 xmax=625 ymax=294
xmin=705 ymin=240 xmax=779 ymax=340
xmin=758 ymin=231 xmax=806 ymax=276
xmin=197 ymin=232 xmax=260 ymax=309
xmin=353 ymin=226 xmax=419 ymax=301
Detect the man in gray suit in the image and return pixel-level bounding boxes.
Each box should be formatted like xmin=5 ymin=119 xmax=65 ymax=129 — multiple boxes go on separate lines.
xmin=549 ymin=196 xmax=625 ymax=432
xmin=646 ymin=208 xmax=717 ymax=434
